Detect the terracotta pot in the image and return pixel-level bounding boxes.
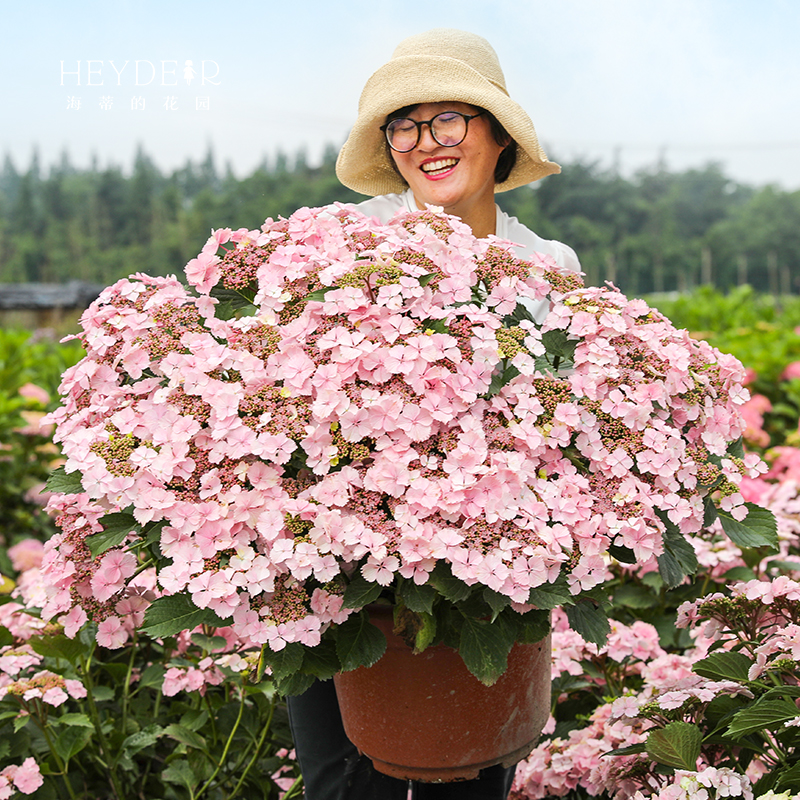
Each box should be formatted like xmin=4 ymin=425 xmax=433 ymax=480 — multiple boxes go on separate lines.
xmin=333 ymin=605 xmax=551 ymax=783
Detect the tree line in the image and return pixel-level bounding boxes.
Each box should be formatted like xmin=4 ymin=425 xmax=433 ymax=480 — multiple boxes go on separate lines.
xmin=1 ymin=144 xmax=798 ymax=297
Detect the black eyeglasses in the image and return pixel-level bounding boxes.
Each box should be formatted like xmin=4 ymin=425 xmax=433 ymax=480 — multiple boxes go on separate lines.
xmin=381 ymin=110 xmax=486 ymax=153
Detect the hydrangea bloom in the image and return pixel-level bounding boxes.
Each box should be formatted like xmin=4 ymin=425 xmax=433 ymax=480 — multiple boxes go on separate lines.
xmin=41 ymin=205 xmax=760 ymax=652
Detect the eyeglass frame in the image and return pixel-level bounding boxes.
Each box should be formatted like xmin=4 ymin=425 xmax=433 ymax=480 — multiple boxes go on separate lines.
xmin=380 ymin=110 xmax=487 ymax=153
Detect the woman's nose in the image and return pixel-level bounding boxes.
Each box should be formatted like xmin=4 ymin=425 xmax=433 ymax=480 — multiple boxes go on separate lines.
xmin=416 ymin=123 xmax=439 ymax=151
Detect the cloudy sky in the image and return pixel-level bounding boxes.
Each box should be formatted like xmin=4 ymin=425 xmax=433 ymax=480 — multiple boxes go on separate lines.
xmin=2 ymin=0 xmax=799 ymax=191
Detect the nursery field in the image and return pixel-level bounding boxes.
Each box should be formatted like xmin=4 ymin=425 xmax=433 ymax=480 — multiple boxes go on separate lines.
xmin=1 ymin=286 xmax=800 ymax=799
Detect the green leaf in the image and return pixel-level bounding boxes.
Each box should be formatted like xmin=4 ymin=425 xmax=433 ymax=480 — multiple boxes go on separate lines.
xmin=305 ymin=287 xmax=335 ymax=302
xmin=646 ymin=721 xmax=702 ymax=770
xmin=264 ymin=642 xmax=305 ymax=681
xmin=612 ymin=584 xmax=659 ymax=610
xmin=718 ymin=503 xmax=778 ymax=551
xmin=13 ymin=716 xmax=30 ymax=733
xmin=693 ymin=651 xmax=753 ymax=683
xmin=541 ymin=329 xmax=577 ymax=360
xmin=162 ymin=760 xmax=199 ymax=791
xmin=121 ymin=724 xmax=164 ymax=756
xmin=28 ymin=633 xmax=88 ymax=665
xmin=342 ymin=572 xmax=384 ymax=610
xmin=86 ymin=512 xmax=141 ymax=557
xmin=137 ymin=664 xmax=166 ymax=688
xmin=605 ymin=742 xmax=647 ymax=757
xmin=458 ymin=616 xmax=514 ymax=686
xmin=482 ymin=588 xmax=511 ymax=622
xmin=413 ymin=612 xmax=437 ymax=653
xmin=428 ymin=563 xmax=472 ymax=603
xmin=400 ymin=580 xmax=437 ymax=615
xmin=53 ymin=726 xmax=93 ymax=763
xmin=163 ymin=723 xmax=206 ymax=750
xmin=335 ymin=611 xmax=387 ymax=672
xmin=52 ymin=713 xmax=93 ymax=728
xmin=190 ymin=633 xmax=228 ymax=652
xmin=140 ymin=594 xmax=226 ymax=638
xmin=486 ymin=362 xmax=520 ymax=397
xmin=566 ymin=601 xmax=609 ymax=647
xmin=727 ymin=698 xmax=800 ymax=738
xmin=275 ymin=672 xmax=316 ymax=697
xmin=91 ymin=685 xmax=115 ymax=702
xmin=300 ymin=639 xmax=340 ymax=681
xmin=776 ymin=761 xmax=800 ymax=791
xmin=703 ymin=496 xmax=719 ymax=527
xmin=526 ymin=584 xmax=573 ymax=610
xmin=514 ymin=608 xmax=551 ymax=645
xmin=45 ymin=466 xmax=84 ymax=495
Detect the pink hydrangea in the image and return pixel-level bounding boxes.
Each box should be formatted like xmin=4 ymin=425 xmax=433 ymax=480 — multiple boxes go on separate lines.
xmin=41 ymin=205 xmax=761 ymax=654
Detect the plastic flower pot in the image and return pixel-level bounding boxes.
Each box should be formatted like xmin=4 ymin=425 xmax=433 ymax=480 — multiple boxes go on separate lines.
xmin=333 ymin=605 xmax=551 ymax=783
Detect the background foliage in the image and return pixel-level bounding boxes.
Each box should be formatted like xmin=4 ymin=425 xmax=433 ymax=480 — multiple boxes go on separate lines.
xmin=1 ymin=147 xmax=799 ymax=297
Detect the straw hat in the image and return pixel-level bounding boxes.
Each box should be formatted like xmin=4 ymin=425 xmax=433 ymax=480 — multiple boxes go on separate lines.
xmin=335 ymin=28 xmax=561 ymax=196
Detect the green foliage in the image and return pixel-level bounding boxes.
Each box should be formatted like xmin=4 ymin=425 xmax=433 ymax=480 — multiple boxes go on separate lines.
xmin=0 ymin=609 xmax=298 ymax=799
xmin=3 ymin=147 xmax=799 ymax=297
xmin=0 ymin=329 xmax=83 ymax=552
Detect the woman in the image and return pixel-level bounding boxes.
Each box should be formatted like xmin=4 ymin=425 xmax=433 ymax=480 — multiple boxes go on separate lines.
xmin=287 ymin=28 xmax=579 ymax=800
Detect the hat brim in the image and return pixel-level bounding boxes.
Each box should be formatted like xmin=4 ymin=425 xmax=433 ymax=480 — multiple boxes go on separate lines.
xmin=336 ymin=54 xmax=560 ymax=196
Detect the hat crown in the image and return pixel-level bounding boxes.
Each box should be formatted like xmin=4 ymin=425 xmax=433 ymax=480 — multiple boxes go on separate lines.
xmin=390 ymin=29 xmax=508 ymax=94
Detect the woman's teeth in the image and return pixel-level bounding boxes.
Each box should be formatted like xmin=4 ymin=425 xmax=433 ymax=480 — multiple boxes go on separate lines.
xmin=422 ymin=159 xmax=458 ymax=174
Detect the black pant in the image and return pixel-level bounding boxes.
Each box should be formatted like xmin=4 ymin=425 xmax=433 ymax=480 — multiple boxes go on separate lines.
xmin=286 ymin=679 xmax=516 ymax=800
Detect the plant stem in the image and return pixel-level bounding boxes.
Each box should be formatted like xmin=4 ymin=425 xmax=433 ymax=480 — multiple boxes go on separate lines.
xmin=121 ymin=639 xmax=137 ymax=734
xmin=37 ymin=716 xmax=79 ymax=800
xmin=81 ymin=648 xmax=127 ymax=800
xmin=224 ymin=693 xmax=277 ymax=799
xmin=195 ymin=686 xmax=247 ymax=799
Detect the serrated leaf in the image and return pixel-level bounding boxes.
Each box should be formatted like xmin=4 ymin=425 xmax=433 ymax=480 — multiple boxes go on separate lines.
xmin=121 ymin=724 xmax=163 ymax=756
xmin=482 ymin=588 xmax=511 ymax=622
xmin=86 ymin=512 xmax=141 ymax=558
xmin=526 ymin=579 xmax=573 ymax=609
xmin=566 ymin=600 xmax=609 ymax=647
xmin=300 ymin=639 xmax=340 ymax=681
xmin=53 ymin=726 xmax=93 ymax=763
xmin=727 ymin=698 xmax=800 ymax=738
xmin=656 ymin=526 xmax=698 ymax=588
xmin=541 ymin=329 xmax=577 ymax=359
xmin=646 ymin=721 xmax=702 ymax=770
xmin=428 ymin=563 xmax=472 ymax=603
xmin=342 ymin=571 xmax=384 ymax=609
xmin=162 ymin=760 xmax=198 ymax=791
xmin=45 ymin=466 xmax=84 ymax=495
xmin=140 ymin=594 xmax=225 ymax=638
xmin=275 ymin=672 xmax=316 ymax=697
xmin=693 ymin=651 xmax=752 ymax=683
xmin=718 ymin=503 xmax=778 ymax=551
xmin=335 ymin=612 xmax=386 ymax=672
xmin=264 ymin=642 xmax=304 ymax=681
xmin=29 ymin=633 xmax=88 ymax=665
xmin=458 ymin=616 xmax=514 ymax=686
xmin=400 ymin=581 xmax=437 ymax=615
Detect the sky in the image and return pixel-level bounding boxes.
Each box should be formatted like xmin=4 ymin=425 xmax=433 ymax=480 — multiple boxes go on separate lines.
xmin=2 ymin=0 xmax=800 ymax=191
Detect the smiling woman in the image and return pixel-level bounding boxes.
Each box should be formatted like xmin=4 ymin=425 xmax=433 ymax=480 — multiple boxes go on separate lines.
xmin=286 ymin=27 xmax=580 ymax=800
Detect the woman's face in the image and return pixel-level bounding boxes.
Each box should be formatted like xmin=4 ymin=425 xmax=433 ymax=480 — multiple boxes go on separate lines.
xmin=388 ymin=101 xmax=506 ymax=224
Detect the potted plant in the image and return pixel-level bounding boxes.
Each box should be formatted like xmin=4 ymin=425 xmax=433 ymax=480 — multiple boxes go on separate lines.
xmin=40 ymin=205 xmax=776 ymax=778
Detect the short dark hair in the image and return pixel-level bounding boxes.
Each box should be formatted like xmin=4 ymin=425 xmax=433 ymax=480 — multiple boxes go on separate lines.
xmin=385 ymin=104 xmax=517 ymax=185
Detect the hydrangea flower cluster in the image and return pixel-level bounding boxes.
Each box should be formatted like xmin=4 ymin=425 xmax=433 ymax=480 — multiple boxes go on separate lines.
xmin=41 ymin=204 xmax=762 ymax=655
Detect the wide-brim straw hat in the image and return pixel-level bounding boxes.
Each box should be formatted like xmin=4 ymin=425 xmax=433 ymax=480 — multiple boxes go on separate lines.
xmin=336 ymin=28 xmax=561 ymax=196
